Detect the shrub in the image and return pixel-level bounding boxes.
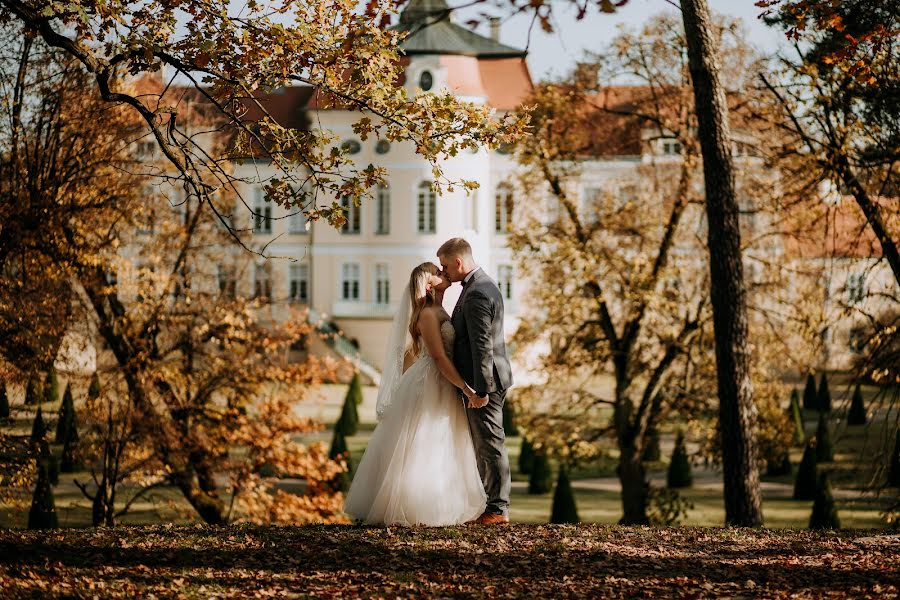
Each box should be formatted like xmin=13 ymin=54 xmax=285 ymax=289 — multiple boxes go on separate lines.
xmin=817 ymin=373 xmax=832 ymax=413
xmin=815 ymin=413 xmax=834 ymax=463
xmin=328 ymin=428 xmax=351 ymax=492
xmin=528 ymin=451 xmax=553 ymax=494
xmin=43 ymin=369 xmax=60 ymax=405
xmin=503 ymin=401 xmax=519 ymax=437
xmin=793 ymin=440 xmax=817 ymax=500
xmin=28 ymin=459 xmax=58 ymax=529
xmin=0 ymin=382 xmax=9 ymax=421
xmin=802 ymin=373 xmax=817 ymax=411
xmin=642 ymin=427 xmax=661 ymax=462
xmin=60 ymin=416 xmax=82 ymax=473
xmin=809 ymin=472 xmax=840 ymax=530
xmin=889 ymin=429 xmax=900 ymax=487
xmin=789 ymin=388 xmax=805 ymax=445
xmin=39 ymin=440 xmax=59 ymax=486
xmin=846 ymin=384 xmax=866 ymax=426
xmin=25 ymin=377 xmax=41 ymax=405
xmin=55 ymin=385 xmax=75 ymax=444
xmin=518 ymin=437 xmax=535 ymax=475
xmin=549 ymin=466 xmax=579 ymax=524
xmin=335 ymin=378 xmax=360 ymax=436
xmin=88 ymin=372 xmax=101 ymax=400
xmin=667 ymin=430 xmax=693 ymax=488
xmin=348 ymin=372 xmax=363 ymax=405
xmin=647 ymin=486 xmax=693 ymax=526
xmin=766 ymin=450 xmax=792 ymax=477
xmin=30 ymin=406 xmax=47 ymax=444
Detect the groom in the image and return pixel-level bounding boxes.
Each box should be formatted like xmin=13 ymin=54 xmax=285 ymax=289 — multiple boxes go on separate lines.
xmin=438 ymin=238 xmax=513 ymax=525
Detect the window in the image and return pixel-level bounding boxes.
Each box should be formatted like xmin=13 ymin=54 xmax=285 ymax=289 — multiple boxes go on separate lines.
xmin=376 ymin=184 xmax=390 ymax=234
xmin=847 ymin=272 xmax=866 ymax=304
xmin=253 ymin=187 xmax=272 ymax=234
xmin=341 ymin=139 xmax=361 ymax=155
xmin=417 ymin=182 xmax=436 ymax=234
xmin=375 ymin=140 xmax=391 ymax=155
xmin=253 ymin=263 xmax=271 ymax=299
xmin=494 ymin=183 xmax=513 ymax=233
xmin=419 ymin=70 xmax=433 ymax=91
xmin=217 ymin=265 xmax=236 ymax=298
xmin=341 ymin=263 xmax=360 ymax=301
xmin=582 ymin=187 xmax=603 ymax=224
xmin=288 ymin=208 xmax=308 ymax=234
xmin=375 ymin=263 xmax=390 ymax=305
xmin=497 ymin=265 xmax=513 ymax=301
xmin=289 ymin=264 xmax=309 ymax=303
xmin=341 ymin=196 xmax=361 ymax=234
xmin=661 ymin=139 xmax=682 ymax=156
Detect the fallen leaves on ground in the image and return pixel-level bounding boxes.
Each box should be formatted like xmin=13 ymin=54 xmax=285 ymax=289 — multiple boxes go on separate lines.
xmin=0 ymin=524 xmax=897 ymax=598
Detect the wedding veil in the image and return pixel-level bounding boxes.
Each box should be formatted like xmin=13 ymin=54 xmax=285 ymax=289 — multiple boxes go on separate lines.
xmin=375 ymin=287 xmax=412 ymax=420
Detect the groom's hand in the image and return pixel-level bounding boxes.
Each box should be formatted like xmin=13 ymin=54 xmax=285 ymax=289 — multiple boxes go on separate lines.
xmin=467 ymin=394 xmax=489 ymax=409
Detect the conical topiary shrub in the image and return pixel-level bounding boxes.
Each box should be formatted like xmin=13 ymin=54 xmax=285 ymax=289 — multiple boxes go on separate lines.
xmin=55 ymin=384 xmax=75 ymax=443
xmin=348 ymin=372 xmax=363 ymax=405
xmin=39 ymin=440 xmax=59 ymax=486
xmin=25 ymin=376 xmax=41 ymax=405
xmin=518 ymin=437 xmax=535 ymax=475
xmin=766 ymin=449 xmax=792 ymax=476
xmin=642 ymin=427 xmax=661 ymax=462
xmin=809 ymin=472 xmax=840 ymax=530
xmin=889 ymin=429 xmax=900 ymax=487
xmin=817 ymin=373 xmax=832 ymax=413
xmin=503 ymin=401 xmax=519 ymax=437
xmin=528 ymin=451 xmax=553 ymax=494
xmin=328 ymin=428 xmax=352 ymax=492
xmin=28 ymin=459 xmax=58 ymax=529
xmin=803 ymin=373 xmax=817 ymax=411
xmin=88 ymin=372 xmax=102 ymax=400
xmin=0 ymin=383 xmax=9 ymax=421
xmin=794 ymin=440 xmax=818 ymax=500
xmin=335 ymin=377 xmax=360 ymax=437
xmin=847 ymin=384 xmax=866 ymax=426
xmin=667 ymin=430 xmax=693 ymax=488
xmin=550 ymin=465 xmax=579 ymax=524
xmin=30 ymin=406 xmax=47 ymax=444
xmin=789 ymin=388 xmax=805 ymax=445
xmin=815 ymin=412 xmax=834 ymax=462
xmin=59 ymin=415 xmax=82 ymax=473
xmin=43 ymin=369 xmax=59 ymax=405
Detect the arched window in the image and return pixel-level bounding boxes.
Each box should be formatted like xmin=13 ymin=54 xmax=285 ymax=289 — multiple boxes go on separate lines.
xmin=417 ymin=182 xmax=436 ymax=234
xmin=494 ymin=183 xmax=513 ymax=234
xmin=376 ymin=184 xmax=390 ymax=234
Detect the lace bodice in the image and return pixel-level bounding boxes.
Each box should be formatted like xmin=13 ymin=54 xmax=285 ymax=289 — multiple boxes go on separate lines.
xmin=439 ymin=320 xmax=455 ymax=358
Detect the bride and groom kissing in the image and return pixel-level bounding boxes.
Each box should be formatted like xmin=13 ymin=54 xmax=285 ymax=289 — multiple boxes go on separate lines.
xmin=344 ymin=237 xmax=514 ymax=526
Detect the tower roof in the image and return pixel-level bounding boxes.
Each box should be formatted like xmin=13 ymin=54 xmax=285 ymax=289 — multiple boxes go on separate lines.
xmin=395 ymin=0 xmax=526 ymax=58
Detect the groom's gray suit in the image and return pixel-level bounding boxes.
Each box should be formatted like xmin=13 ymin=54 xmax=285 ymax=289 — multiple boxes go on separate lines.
xmin=451 ymin=267 xmax=513 ymax=517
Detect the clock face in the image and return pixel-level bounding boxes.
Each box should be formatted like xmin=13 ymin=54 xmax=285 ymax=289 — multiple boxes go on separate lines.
xmin=419 ymin=70 xmax=433 ymax=91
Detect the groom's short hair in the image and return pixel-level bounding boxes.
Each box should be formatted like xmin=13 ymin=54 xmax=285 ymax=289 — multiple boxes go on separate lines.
xmin=437 ymin=238 xmax=472 ymax=259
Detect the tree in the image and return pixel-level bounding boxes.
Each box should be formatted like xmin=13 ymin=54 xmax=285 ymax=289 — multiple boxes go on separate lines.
xmin=667 ymin=430 xmax=694 ymax=489
xmin=809 ymin=472 xmax=841 ymax=530
xmin=87 ymin=373 xmax=101 ymax=401
xmin=0 ymin=381 xmax=8 ymax=421
xmin=328 ymin=428 xmax=352 ymax=493
xmin=815 ymin=412 xmax=834 ymax=463
xmin=59 ymin=414 xmax=82 ymax=474
xmin=24 ymin=377 xmax=41 ymax=406
xmin=528 ymin=451 xmax=553 ymax=495
xmin=43 ymin=369 xmax=59 ymax=405
xmin=803 ymin=373 xmax=818 ymax=411
xmin=336 ymin=378 xmax=361 ymax=437
xmin=642 ymin=427 xmax=661 ymax=463
xmin=30 ymin=406 xmax=46 ymax=444
xmin=816 ymin=374 xmax=832 ymax=413
xmin=55 ymin=384 xmax=75 ymax=443
xmin=27 ymin=459 xmax=58 ymax=529
xmin=550 ymin=466 xmax=579 ymax=524
xmin=39 ymin=440 xmax=59 ymax=487
xmin=348 ymin=372 xmax=364 ymax=406
xmin=794 ymin=440 xmax=818 ymax=500
xmin=846 ymin=384 xmax=867 ymax=426
xmin=789 ymin=388 xmax=805 ymax=444
xmin=518 ymin=437 xmax=535 ymax=475
xmin=681 ymin=0 xmax=763 ymax=527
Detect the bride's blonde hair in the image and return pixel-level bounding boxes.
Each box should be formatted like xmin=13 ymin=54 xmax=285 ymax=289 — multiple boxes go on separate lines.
xmin=408 ymin=262 xmax=439 ymax=357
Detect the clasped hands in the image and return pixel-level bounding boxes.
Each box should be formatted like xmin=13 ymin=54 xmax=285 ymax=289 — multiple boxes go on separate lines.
xmin=463 ymin=386 xmax=489 ymax=409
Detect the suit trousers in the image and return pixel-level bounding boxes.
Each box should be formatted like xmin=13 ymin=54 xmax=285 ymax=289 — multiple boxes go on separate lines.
xmin=464 ymin=389 xmax=511 ymax=516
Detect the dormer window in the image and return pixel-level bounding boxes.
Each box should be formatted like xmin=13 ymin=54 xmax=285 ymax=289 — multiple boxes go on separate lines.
xmin=661 ymin=139 xmax=682 ymax=155
xmin=419 ymin=70 xmax=433 ymax=91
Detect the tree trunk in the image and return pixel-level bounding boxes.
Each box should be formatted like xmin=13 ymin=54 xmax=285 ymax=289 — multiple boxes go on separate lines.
xmin=680 ymin=0 xmax=763 ymax=527
xmin=617 ymin=444 xmax=649 ymax=525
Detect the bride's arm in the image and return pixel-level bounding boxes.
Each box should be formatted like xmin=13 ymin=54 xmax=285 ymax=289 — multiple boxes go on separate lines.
xmin=418 ymin=309 xmax=477 ymax=398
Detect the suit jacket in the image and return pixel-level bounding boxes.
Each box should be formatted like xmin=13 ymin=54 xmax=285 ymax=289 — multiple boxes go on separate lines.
xmin=451 ymin=268 xmax=513 ymax=396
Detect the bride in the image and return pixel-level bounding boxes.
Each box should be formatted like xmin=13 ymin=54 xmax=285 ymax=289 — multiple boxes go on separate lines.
xmin=343 ymin=262 xmax=487 ymax=526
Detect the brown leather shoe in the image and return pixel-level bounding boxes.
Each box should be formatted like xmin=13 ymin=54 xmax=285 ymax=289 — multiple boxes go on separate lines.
xmin=474 ymin=512 xmax=509 ymax=525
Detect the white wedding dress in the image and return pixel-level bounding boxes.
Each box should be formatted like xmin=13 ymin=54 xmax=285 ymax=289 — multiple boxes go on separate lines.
xmin=343 ymin=320 xmax=487 ymax=526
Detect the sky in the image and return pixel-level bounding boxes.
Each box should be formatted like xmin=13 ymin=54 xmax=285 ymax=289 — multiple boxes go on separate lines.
xmin=454 ymin=0 xmax=790 ymax=81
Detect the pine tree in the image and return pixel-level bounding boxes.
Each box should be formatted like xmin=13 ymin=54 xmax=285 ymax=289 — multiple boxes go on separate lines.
xmin=815 ymin=412 xmax=834 ymax=463
xmin=30 ymin=406 xmax=47 ymax=444
xmin=43 ymin=369 xmax=60 ymax=405
xmin=847 ymin=384 xmax=867 ymax=426
xmin=39 ymin=440 xmax=59 ymax=486
xmin=550 ymin=465 xmax=579 ymax=524
xmin=503 ymin=402 xmax=519 ymax=437
xmin=25 ymin=376 xmax=41 ymax=405
xmin=528 ymin=451 xmax=553 ymax=494
xmin=889 ymin=429 xmax=900 ymax=487
xmin=335 ymin=378 xmax=360 ymax=436
xmin=642 ymin=427 xmax=661 ymax=462
xmin=794 ymin=440 xmax=818 ymax=500
xmin=328 ymin=428 xmax=351 ymax=492
xmin=88 ymin=372 xmax=102 ymax=400
xmin=28 ymin=459 xmax=58 ymax=529
xmin=789 ymin=388 xmax=805 ymax=445
xmin=348 ymin=372 xmax=363 ymax=405
xmin=55 ymin=384 xmax=75 ymax=443
xmin=667 ymin=430 xmax=693 ymax=488
xmin=802 ymin=373 xmax=817 ymax=411
xmin=0 ymin=383 xmax=9 ymax=421
xmin=817 ymin=373 xmax=832 ymax=413
xmin=518 ymin=437 xmax=535 ymax=475
xmin=808 ymin=472 xmax=841 ymax=530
